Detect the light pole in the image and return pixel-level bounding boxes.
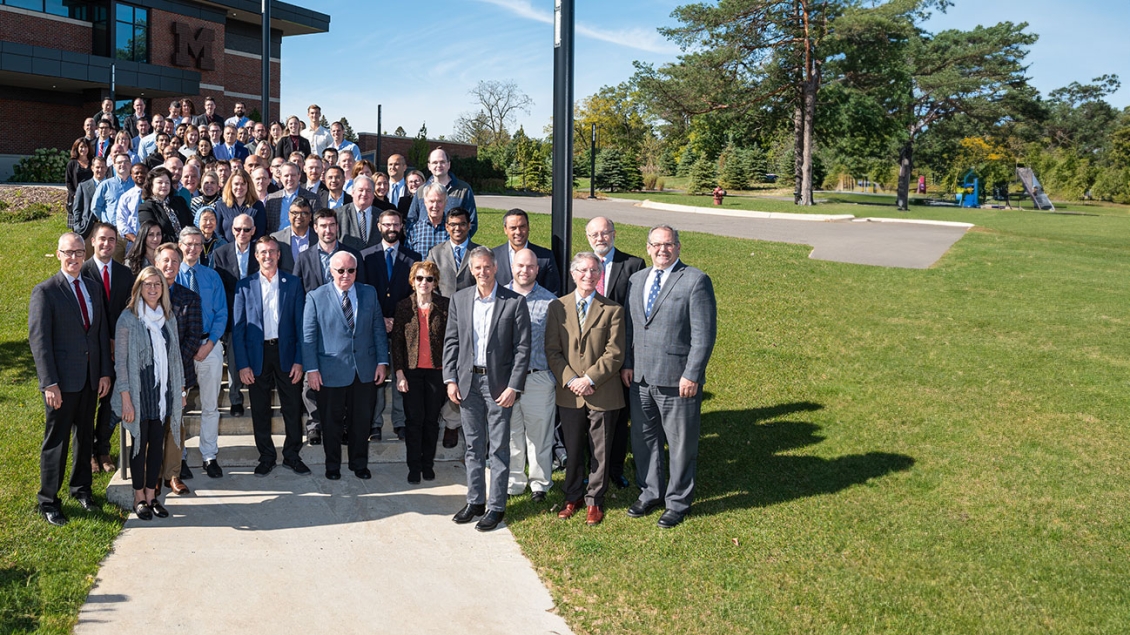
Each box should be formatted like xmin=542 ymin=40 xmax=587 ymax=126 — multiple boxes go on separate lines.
xmin=588 ymin=123 xmax=596 ymax=199
xmin=551 ymin=0 xmax=574 ymax=285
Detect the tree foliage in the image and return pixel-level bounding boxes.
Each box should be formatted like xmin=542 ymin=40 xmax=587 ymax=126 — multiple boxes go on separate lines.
xmin=452 ymin=80 xmax=532 ymax=148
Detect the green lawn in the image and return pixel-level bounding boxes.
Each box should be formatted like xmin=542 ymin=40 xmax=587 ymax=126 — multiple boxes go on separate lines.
xmin=3 ymin=203 xmax=1130 ymax=633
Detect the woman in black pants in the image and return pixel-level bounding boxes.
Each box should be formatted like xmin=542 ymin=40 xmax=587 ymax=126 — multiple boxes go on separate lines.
xmin=113 ymin=267 xmax=185 ymax=520
xmin=391 ymin=261 xmax=449 ymax=484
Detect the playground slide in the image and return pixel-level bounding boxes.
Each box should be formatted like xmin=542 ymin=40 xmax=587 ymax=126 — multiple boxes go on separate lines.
xmin=1016 ymin=167 xmax=1055 ymax=211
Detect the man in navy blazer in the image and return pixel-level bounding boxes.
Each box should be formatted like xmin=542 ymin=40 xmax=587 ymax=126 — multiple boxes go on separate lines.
xmin=303 ymin=251 xmax=389 ymax=480
xmin=29 ymin=232 xmax=112 ymax=526
xmin=234 ymin=236 xmax=309 ymax=476
xmin=212 ymin=125 xmax=250 ymax=162
xmin=491 ymin=208 xmax=561 ymax=294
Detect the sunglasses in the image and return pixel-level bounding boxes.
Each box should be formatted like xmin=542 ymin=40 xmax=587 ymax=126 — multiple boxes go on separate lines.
xmin=233 ymin=227 xmax=254 ymax=233
xmin=414 ymin=275 xmax=435 ymax=283
xmin=334 ymin=268 xmax=356 ymax=274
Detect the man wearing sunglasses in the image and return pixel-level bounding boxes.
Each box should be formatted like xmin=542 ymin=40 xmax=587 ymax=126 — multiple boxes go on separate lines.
xmin=214 ymin=215 xmax=260 ymax=421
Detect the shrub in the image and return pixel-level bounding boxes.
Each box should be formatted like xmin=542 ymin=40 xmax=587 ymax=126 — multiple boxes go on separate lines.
xmin=449 ymin=155 xmax=507 ymax=193
xmin=0 ymin=202 xmax=56 ymax=223
xmin=686 ymin=156 xmax=717 ymax=195
xmin=594 ymin=148 xmax=643 ymax=192
xmin=655 ymin=177 xmax=665 ymax=191
xmin=642 ymin=172 xmax=659 ymax=190
xmin=10 ymin=148 xmax=68 ymax=183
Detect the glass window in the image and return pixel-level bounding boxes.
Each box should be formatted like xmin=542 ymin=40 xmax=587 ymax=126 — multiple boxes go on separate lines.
xmin=114 ymin=3 xmax=147 ymax=63
xmin=4 ymin=0 xmax=45 ymax=11
xmin=3 ymin=0 xmax=89 ymax=19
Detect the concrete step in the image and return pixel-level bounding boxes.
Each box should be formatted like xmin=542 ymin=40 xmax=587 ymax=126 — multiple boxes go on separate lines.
xmin=182 ymin=410 xmax=395 ymax=436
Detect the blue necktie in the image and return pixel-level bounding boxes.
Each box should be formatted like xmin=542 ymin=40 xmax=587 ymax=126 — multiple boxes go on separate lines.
xmin=454 ymin=245 xmax=464 ymax=269
xmin=188 ymin=267 xmax=198 ymax=294
xmin=386 ymin=247 xmax=394 ymax=280
xmin=645 ymin=269 xmax=663 ymax=318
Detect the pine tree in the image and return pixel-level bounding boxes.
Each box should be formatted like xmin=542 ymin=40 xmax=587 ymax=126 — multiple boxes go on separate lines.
xmin=408 ymin=122 xmax=430 ymax=173
xmin=686 ymin=155 xmax=717 ymax=195
xmin=337 ymin=117 xmax=358 ymax=142
xmin=394 ymin=126 xmax=407 ymax=137
xmin=676 ymin=147 xmax=698 ymax=178
xmin=719 ymin=145 xmax=750 ymax=190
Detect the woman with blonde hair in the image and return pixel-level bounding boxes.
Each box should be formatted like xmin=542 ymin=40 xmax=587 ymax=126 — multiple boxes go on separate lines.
xmin=113 ymin=266 xmax=185 ymax=520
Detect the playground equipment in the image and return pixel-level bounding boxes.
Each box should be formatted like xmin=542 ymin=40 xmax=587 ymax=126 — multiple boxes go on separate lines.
xmin=1016 ymin=166 xmax=1055 ymax=211
xmin=956 ymin=169 xmax=980 ymax=208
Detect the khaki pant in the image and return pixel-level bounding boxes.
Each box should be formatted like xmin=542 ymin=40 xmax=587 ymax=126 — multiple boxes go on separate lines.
xmin=162 ymin=420 xmax=186 ymax=480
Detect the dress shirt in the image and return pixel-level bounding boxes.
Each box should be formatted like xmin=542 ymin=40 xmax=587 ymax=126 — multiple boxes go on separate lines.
xmin=137 ymin=133 xmax=158 ymax=160
xmin=643 ymin=258 xmax=680 ymax=300
xmin=290 ymin=229 xmax=311 ymax=264
xmin=343 ymin=179 xmax=354 ymax=195
xmin=471 ymin=283 xmax=498 ymax=367
xmin=450 ymin=239 xmax=469 ymax=269
xmin=508 ymin=282 xmax=555 ymax=372
xmin=355 ymin=206 xmax=373 ymax=241
xmin=326 ymin=192 xmax=346 ymax=209
xmin=307 ymin=181 xmax=322 ymax=196
xmin=235 ymin=244 xmax=251 ymax=278
xmin=93 ymin=257 xmax=113 ymax=298
xmin=115 ymin=186 xmax=142 ymax=241
xmin=388 ymin=179 xmax=406 ymax=207
xmin=278 ymin=190 xmax=300 ymax=230
xmin=301 ymin=126 xmax=333 ymax=155
xmin=333 ymin=139 xmax=361 ymax=160
xmin=260 ymin=271 xmax=280 ymax=340
xmin=177 ymin=261 xmax=227 ymax=342
xmin=600 ymin=248 xmax=616 ymax=290
xmin=569 ymin=290 xmax=597 ymax=387
xmin=63 ymin=272 xmax=94 ymax=327
xmin=406 ymin=217 xmax=449 ymax=258
xmin=225 ymin=115 xmax=250 ymax=129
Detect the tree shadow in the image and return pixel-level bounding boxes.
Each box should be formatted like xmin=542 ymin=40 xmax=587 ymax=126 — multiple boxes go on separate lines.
xmin=0 ymin=565 xmax=39 ymax=633
xmin=0 ymin=339 xmax=37 ymax=393
xmin=693 ymin=402 xmax=915 ymax=515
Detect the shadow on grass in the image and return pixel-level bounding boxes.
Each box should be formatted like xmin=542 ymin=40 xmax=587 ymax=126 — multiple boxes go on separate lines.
xmin=693 ymin=402 xmax=915 ymax=515
xmin=0 ymin=565 xmax=39 ymax=633
xmin=0 ymin=339 xmax=36 ymax=402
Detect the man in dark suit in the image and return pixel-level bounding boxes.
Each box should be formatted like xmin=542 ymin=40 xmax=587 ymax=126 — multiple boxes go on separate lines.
xmin=272 ymin=197 xmax=315 ymax=274
xmin=361 ymin=209 xmax=420 ymax=441
xmin=263 ymin=162 xmax=316 ymax=233
xmin=294 ymin=209 xmax=365 ymax=293
xmin=621 ymin=225 xmax=717 ymax=529
xmin=338 ymin=175 xmax=383 ymax=252
xmin=29 ymin=233 xmax=112 ymax=526
xmin=71 ymin=157 xmax=108 ymax=250
xmin=443 ymin=246 xmax=531 ymax=532
xmin=233 ymin=236 xmax=310 ymax=476
xmin=213 ymin=214 xmax=259 ymax=419
xmin=81 ymin=223 xmax=135 ymax=474
xmin=491 ymin=208 xmax=561 ymax=294
xmin=317 ymin=166 xmax=352 ymax=211
xmin=586 ymin=216 xmax=646 ymax=488
xmin=302 ymin=251 xmax=389 ymax=480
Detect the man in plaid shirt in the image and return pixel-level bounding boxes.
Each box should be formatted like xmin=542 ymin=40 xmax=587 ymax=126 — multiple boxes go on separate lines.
xmin=406 ymin=182 xmax=450 ymax=257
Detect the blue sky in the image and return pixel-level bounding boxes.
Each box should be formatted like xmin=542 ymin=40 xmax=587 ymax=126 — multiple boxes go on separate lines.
xmin=278 ymin=0 xmax=1129 ymax=140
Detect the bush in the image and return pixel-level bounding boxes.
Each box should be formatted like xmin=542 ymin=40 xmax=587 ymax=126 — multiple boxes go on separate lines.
xmin=642 ymin=172 xmax=659 ymax=190
xmin=10 ymin=148 xmax=68 ymax=183
xmin=686 ymin=156 xmax=717 ymax=195
xmin=449 ymin=155 xmax=507 ymax=193
xmin=594 ymin=148 xmax=643 ymax=192
xmin=655 ymin=177 xmax=665 ymax=191
xmin=0 ymin=202 xmax=56 ymax=223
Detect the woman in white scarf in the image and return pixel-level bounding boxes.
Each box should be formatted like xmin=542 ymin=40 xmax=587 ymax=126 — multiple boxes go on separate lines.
xmin=113 ymin=267 xmax=185 ymax=521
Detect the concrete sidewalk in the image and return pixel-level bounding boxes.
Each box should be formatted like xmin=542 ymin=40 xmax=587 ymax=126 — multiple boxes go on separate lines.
xmin=78 ymin=463 xmax=574 ymax=635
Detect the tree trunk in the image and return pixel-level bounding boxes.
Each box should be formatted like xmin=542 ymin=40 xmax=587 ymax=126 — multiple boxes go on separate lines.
xmin=799 ymin=72 xmax=817 ymax=206
xmin=896 ymin=140 xmax=914 ymax=211
xmin=793 ymin=99 xmax=805 ymax=204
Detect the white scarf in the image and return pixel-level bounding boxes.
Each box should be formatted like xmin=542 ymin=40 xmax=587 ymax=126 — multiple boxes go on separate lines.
xmin=139 ymin=301 xmax=169 ymax=420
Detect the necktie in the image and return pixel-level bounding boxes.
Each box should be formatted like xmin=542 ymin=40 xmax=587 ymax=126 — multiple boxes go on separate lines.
xmin=359 ymin=209 xmax=368 ymax=242
xmin=597 ymin=259 xmax=606 ymax=295
xmin=577 ymin=298 xmax=587 ymax=328
xmin=385 ymin=247 xmax=394 ymax=280
xmin=645 ymin=269 xmax=663 ymax=318
xmin=454 ymin=245 xmax=464 ymax=269
xmin=73 ymin=279 xmax=90 ymax=331
xmin=101 ymin=265 xmax=111 ymax=301
xmin=188 ymin=267 xmax=198 ymax=294
xmin=342 ymin=292 xmax=355 ymax=332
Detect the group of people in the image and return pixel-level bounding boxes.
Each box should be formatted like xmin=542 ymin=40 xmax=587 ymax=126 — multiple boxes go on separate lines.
xmin=32 ymin=97 xmax=717 ymax=533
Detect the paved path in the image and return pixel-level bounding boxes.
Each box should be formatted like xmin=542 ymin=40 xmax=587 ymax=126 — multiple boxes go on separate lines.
xmin=478 ymin=195 xmax=970 ymax=269
xmin=78 ymin=463 xmax=573 ymax=635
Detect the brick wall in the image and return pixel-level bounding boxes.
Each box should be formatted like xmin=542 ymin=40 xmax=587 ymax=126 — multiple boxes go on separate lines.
xmin=0 ymin=98 xmax=89 ymax=154
xmin=0 ymin=8 xmax=91 ymax=54
xmin=149 ymin=10 xmax=225 ymax=89
xmin=356 ymin=134 xmax=478 ymax=167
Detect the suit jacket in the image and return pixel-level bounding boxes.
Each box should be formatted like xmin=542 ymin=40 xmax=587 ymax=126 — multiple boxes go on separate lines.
xmin=81 ymin=258 xmax=135 ymax=336
xmin=361 ymin=243 xmax=421 ymax=319
xmin=233 ymin=270 xmax=305 ymax=376
xmin=427 ymin=240 xmax=479 ymax=299
xmin=603 ymin=248 xmax=646 ymax=308
xmin=442 ymin=283 xmax=531 ymax=400
xmin=71 ymin=178 xmax=102 ymax=239
xmin=390 ymin=292 xmax=449 ymax=371
xmin=137 ymin=197 xmax=194 ymax=244
xmin=271 ymin=226 xmax=316 ymax=274
xmin=338 ymin=203 xmax=384 ymax=252
xmin=28 ymin=272 xmax=111 ymax=392
xmin=212 ymin=242 xmax=260 ymax=330
xmin=302 ymin=283 xmax=388 ymax=388
xmin=263 ymin=188 xmax=316 ymax=234
xmin=316 ymin=188 xmax=352 ymax=211
xmin=492 ymin=242 xmax=562 ymax=295
xmin=214 ymin=200 xmax=268 ymax=242
xmin=544 ymin=293 xmax=626 ymax=411
xmin=292 ymin=242 xmax=365 ymax=293
xmin=274 ymin=136 xmax=311 ymax=161
xmin=213 ymin=143 xmax=250 ymax=162
xmin=624 ymin=261 xmax=717 ymax=387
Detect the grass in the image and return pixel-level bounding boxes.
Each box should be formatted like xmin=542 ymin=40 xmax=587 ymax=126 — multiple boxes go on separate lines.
xmin=4 ymin=202 xmax=1130 ymax=632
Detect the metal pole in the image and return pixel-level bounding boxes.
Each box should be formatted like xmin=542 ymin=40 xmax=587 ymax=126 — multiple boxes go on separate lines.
xmin=551 ymin=0 xmax=574 ymax=284
xmin=588 ymin=123 xmax=596 ymax=199
xmin=261 ymin=0 xmax=271 ymax=124
xmin=110 ymin=63 xmax=116 ymax=106
xmin=376 ymin=104 xmax=382 ymax=166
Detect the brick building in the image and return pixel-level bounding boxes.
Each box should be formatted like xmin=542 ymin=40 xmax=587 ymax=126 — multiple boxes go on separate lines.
xmin=356 ymin=133 xmax=478 ymax=170
xmin=0 ymin=0 xmax=328 ymax=178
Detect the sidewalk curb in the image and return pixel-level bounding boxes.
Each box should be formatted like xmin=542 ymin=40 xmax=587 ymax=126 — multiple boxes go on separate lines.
xmin=853 ymin=217 xmax=975 ymax=229
xmin=633 ymin=199 xmax=854 ymax=222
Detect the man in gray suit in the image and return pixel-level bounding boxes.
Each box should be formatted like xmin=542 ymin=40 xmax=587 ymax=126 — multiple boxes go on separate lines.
xmin=271 ymin=197 xmax=314 ymax=274
xmin=621 ymin=225 xmax=717 ymax=529
xmin=443 ymin=246 xmax=531 ymax=532
xmin=338 ymin=175 xmax=382 ymax=252
xmin=71 ymin=156 xmax=108 ymax=249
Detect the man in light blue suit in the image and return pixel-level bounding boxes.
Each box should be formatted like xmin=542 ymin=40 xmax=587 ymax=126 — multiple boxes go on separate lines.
xmin=233 ymin=236 xmax=309 ymax=477
xmin=303 ymin=250 xmax=389 ymax=480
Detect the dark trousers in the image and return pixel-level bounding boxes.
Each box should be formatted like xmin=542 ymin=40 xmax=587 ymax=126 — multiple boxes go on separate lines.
xmin=39 ymin=380 xmax=96 ymax=506
xmin=559 ymin=406 xmax=616 ymax=507
xmin=222 ymin=332 xmax=244 ymax=406
xmin=130 ymin=418 xmax=164 ymax=490
xmin=607 ymin=384 xmax=632 ymax=480
xmin=318 ymin=375 xmax=374 ymax=471
xmin=92 ymin=378 xmax=118 ymax=456
xmin=402 ymin=368 xmax=443 ymax=472
xmin=248 ymin=342 xmax=304 ymax=465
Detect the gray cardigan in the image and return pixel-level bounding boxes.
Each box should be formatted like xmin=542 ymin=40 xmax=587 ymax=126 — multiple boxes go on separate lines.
xmin=112 ymin=309 xmax=185 ymax=456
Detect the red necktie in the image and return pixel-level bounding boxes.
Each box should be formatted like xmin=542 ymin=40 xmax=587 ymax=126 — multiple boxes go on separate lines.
xmin=102 ymin=265 xmax=111 ymax=301
xmin=73 ymin=279 xmax=90 ymax=331
xmin=597 ymin=261 xmax=606 ymax=295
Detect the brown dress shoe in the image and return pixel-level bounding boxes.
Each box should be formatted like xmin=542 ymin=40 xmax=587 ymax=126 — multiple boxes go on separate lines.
xmin=586 ymin=505 xmax=604 ymax=526
xmin=442 ymin=427 xmax=459 ymax=449
xmin=99 ymin=455 xmax=116 ymax=473
xmin=557 ymin=500 xmax=583 ymax=520
xmin=167 ymin=477 xmax=191 ymax=495
xmin=91 ymin=457 xmax=102 ymax=474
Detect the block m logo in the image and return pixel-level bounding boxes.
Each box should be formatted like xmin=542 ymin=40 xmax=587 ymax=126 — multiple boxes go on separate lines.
xmin=172 ymin=22 xmax=216 ymax=71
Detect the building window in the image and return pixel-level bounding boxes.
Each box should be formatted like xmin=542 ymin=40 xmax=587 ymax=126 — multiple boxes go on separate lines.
xmin=2 ymin=0 xmax=88 ymax=19
xmin=114 ymin=2 xmax=147 ymax=63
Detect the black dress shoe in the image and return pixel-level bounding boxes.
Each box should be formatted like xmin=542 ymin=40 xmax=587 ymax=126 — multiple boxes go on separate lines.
xmin=149 ymin=499 xmax=169 ymax=519
xmin=203 ymin=459 xmax=223 ymax=478
xmin=407 ymin=470 xmax=421 ymax=484
xmin=395 ymin=427 xmax=405 ymax=441
xmin=452 ymin=503 xmax=486 ymax=524
xmin=353 ymin=468 xmax=372 ymax=480
xmin=475 ymin=510 xmax=505 ymax=532
xmin=40 ymin=505 xmax=68 ymax=527
xmin=421 ymin=467 xmax=436 ymax=481
xmin=307 ymin=428 xmax=322 ymax=446
xmin=626 ymin=498 xmax=663 ymax=518
xmin=657 ymin=509 xmax=686 ymax=529
xmin=325 ymin=469 xmax=341 ymax=480
xmin=230 ymin=403 xmax=244 ymax=417
xmin=254 ymin=461 xmax=275 ymax=476
xmin=283 ymin=458 xmax=311 ymax=475
xmin=74 ymin=495 xmax=99 ymax=512
xmin=134 ymin=501 xmax=153 ymax=521
xmin=531 ymin=491 xmax=547 ymax=503
xmin=442 ymin=427 xmax=459 ymax=449
xmin=368 ymin=428 xmax=382 ymax=442
xmin=180 ymin=459 xmax=194 ymax=480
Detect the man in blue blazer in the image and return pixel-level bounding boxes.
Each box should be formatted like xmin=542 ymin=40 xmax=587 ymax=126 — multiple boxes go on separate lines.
xmin=302 ymin=251 xmax=389 ymax=480
xmin=212 ymin=125 xmax=250 ymax=162
xmin=234 ymin=236 xmax=309 ymax=477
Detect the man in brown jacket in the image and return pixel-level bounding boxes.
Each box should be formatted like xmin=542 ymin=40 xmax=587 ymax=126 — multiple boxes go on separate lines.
xmin=544 ymin=252 xmax=626 ymax=526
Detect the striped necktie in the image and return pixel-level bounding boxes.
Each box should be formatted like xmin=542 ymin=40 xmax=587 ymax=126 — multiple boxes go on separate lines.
xmin=342 ymin=292 xmax=355 ymax=332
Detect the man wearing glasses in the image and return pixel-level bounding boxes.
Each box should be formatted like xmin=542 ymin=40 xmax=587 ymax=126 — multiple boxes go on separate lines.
xmin=272 ymin=198 xmax=315 ymax=274
xmin=405 ymin=148 xmax=479 ymax=238
xmin=213 ymin=215 xmax=260 ymax=421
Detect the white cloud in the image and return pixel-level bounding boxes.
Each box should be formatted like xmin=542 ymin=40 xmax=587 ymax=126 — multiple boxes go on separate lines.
xmin=474 ymin=0 xmax=678 ymax=54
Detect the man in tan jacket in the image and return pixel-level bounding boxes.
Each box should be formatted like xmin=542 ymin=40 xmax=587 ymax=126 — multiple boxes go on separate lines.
xmin=544 ymin=252 xmax=626 ymax=526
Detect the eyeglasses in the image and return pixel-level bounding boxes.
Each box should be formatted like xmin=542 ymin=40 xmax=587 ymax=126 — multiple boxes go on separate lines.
xmin=142 ymin=281 xmax=164 ymax=289
xmin=289 ymin=211 xmax=312 ymax=217
xmin=446 ymin=222 xmax=469 ymax=229
xmin=233 ymin=227 xmax=254 ymax=233
xmin=180 ymin=241 xmax=203 ymax=249
xmin=648 ymin=242 xmax=677 ymax=250
xmin=414 ymin=275 xmax=435 ymax=283
xmin=58 ymin=249 xmax=84 ymax=258
xmin=587 ymin=230 xmax=614 ymax=239
xmin=333 ymin=268 xmax=356 ymax=275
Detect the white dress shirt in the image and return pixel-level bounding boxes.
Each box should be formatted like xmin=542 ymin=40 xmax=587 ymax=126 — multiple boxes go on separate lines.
xmin=471 ymin=283 xmax=498 ymax=367
xmin=260 ymin=271 xmax=280 ymax=340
